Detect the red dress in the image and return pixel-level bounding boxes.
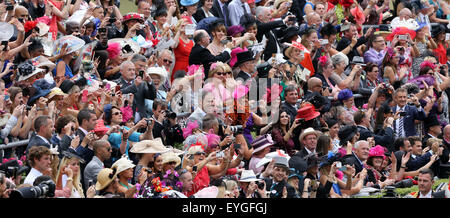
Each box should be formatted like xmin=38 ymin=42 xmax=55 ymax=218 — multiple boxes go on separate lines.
xmin=172 ymin=37 xmax=193 ymax=83
xmin=48 ymin=0 xmax=64 ymax=40
xmin=187 ymin=166 xmax=209 ymax=196
xmin=434 ymin=43 xmax=448 ymax=65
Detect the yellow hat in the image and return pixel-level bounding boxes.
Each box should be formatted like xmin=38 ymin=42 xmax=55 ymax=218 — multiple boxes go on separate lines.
xmin=160 ymin=152 xmax=181 ymax=167
xmin=95 ymin=168 xmax=117 ymax=191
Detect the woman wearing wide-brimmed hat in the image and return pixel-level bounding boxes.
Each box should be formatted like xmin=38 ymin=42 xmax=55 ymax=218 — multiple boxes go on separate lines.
xmin=130 ymin=138 xmax=170 ymax=183
xmin=112 ymin=156 xmax=136 ymax=194
xmin=94 ymin=168 xmax=123 ymax=198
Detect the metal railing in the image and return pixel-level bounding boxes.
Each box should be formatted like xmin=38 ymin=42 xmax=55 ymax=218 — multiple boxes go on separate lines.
xmin=0 ymin=140 xmax=29 ymax=150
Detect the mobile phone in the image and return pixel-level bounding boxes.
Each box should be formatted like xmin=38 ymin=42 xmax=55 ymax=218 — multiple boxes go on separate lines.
xmin=192 ymin=165 xmax=198 ymax=172
xmin=88 ymin=179 xmax=93 ymax=187
xmin=115 ymin=85 xmax=121 ymax=92
xmin=1 ymin=41 xmax=7 ymax=51
xmin=82 ymin=90 xmax=88 ymax=103
xmin=6 ymin=4 xmax=13 ymax=11
xmin=336 ymin=161 xmax=342 ymax=168
xmin=398 ymin=35 xmax=408 ymax=40
xmin=399 ymin=111 xmax=406 ymax=116
xmin=320 ymin=39 xmax=329 ymax=45
xmin=446 ymin=33 xmax=450 ymax=41
xmin=105 ymin=83 xmax=111 ymax=91
xmin=108 ymin=18 xmax=116 ymax=23
xmin=140 ymin=24 xmax=146 ymax=29
xmin=216 ymin=151 xmax=225 ymax=158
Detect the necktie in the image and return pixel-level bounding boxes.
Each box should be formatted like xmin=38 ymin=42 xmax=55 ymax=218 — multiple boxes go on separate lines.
xmin=398 ymin=115 xmax=404 ymax=138
xmin=222 ymin=5 xmax=229 ymax=26
xmin=242 ymin=3 xmax=248 ymax=15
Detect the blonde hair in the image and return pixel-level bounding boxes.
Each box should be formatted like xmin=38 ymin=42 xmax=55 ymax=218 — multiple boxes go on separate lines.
xmin=208 ymin=62 xmax=231 ymax=78
xmin=426 ymin=138 xmax=443 ymax=148
xmin=55 ymin=157 xmax=85 ymax=198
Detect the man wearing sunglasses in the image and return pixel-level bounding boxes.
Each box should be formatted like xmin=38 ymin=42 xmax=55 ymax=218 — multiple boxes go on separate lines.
xmin=84 ymin=140 xmax=112 ymax=188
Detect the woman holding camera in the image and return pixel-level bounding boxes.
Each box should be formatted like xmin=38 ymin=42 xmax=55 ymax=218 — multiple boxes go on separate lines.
xmin=411 ymin=26 xmax=437 ymax=77
xmin=382 ymin=47 xmax=408 ymax=85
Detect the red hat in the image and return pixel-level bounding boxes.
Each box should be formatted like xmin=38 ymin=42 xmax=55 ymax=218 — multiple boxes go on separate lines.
xmin=296 ymin=105 xmax=320 ymax=121
xmin=93 ymin=120 xmax=109 ymax=135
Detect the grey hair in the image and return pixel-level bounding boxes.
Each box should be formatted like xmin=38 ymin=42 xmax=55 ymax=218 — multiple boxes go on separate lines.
xmin=120 ymin=60 xmax=134 ymax=71
xmin=131 ymin=54 xmax=147 ymax=63
xmin=255 ymin=6 xmax=270 ymax=18
xmin=353 ymin=140 xmax=368 ymax=149
xmin=306 ymin=12 xmax=319 ymax=22
xmin=331 ymin=52 xmax=349 ymax=67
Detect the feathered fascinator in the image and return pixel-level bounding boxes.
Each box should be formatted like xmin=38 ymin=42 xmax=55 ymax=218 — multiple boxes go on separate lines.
xmin=318 ymin=55 xmax=328 ymax=67
xmin=337 ymin=89 xmax=353 ymax=101
xmin=107 ymin=42 xmax=121 ymax=59
xmin=182 ymin=121 xmax=200 ymax=139
xmin=407 ymin=75 xmax=435 ymax=89
xmin=187 ymin=64 xmax=205 ymax=78
xmin=206 ymin=129 xmax=220 ymax=149
xmin=24 ymin=20 xmax=38 ymax=33
xmin=420 ymin=60 xmax=436 ymax=70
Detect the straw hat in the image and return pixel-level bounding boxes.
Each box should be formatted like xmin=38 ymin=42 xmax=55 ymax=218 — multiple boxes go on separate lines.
xmin=299 ymin=127 xmax=320 ymax=142
xmin=160 ymin=151 xmax=181 ymax=167
xmin=130 ymin=138 xmax=170 ymax=154
xmin=284 ymin=41 xmax=309 ymax=59
xmin=47 ymin=87 xmax=67 ymax=100
xmin=238 ymin=170 xmax=261 ymax=182
xmin=112 ymin=156 xmax=136 ymax=175
xmin=95 ymin=168 xmax=117 ymax=191
xmin=36 ymin=22 xmax=50 ymax=37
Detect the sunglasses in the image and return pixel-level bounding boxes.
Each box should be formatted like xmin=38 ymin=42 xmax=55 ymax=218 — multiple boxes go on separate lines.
xmin=105 ymin=147 xmax=112 ymax=151
xmin=163 ymin=59 xmax=173 ymax=64
xmin=168 ymin=161 xmax=177 ymax=165
xmin=216 ymin=72 xmax=231 ymax=76
xmin=113 ymin=111 xmax=122 ymax=116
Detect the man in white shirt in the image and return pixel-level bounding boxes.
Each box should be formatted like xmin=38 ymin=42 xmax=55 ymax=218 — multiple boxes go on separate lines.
xmin=416 ymin=169 xmax=443 ymax=198
xmin=24 ymin=146 xmax=52 ymax=185
xmin=227 ymin=0 xmax=251 ymax=26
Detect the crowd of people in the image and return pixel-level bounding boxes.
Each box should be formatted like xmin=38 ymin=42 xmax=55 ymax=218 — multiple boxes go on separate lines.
xmin=0 ymin=0 xmax=449 ymax=199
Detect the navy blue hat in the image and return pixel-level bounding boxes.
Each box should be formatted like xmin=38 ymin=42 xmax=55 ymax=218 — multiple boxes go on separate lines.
xmin=180 ymin=0 xmax=199 ymax=6
xmin=338 ymin=89 xmax=354 ymax=101
xmin=103 ymin=104 xmax=113 ymax=122
xmin=27 ymin=79 xmax=54 ymax=106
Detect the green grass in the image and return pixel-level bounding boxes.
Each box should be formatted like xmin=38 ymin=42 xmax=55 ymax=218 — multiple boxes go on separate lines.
xmin=119 ymin=0 xmax=138 ymax=15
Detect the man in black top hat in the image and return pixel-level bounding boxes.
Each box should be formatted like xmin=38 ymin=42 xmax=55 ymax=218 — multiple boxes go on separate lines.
xmin=422 ymin=114 xmax=442 ymax=147
xmin=234 ymin=50 xmax=256 ymax=83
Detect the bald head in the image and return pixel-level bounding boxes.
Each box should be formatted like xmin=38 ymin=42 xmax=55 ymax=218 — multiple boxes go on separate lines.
xmin=444 ymin=124 xmax=450 ymax=140
xmin=308 ymin=77 xmax=322 ymax=92
xmin=14 ymin=6 xmax=29 ymax=22
xmin=193 ymin=29 xmax=210 ymax=47
xmin=399 ymin=8 xmax=412 ymax=20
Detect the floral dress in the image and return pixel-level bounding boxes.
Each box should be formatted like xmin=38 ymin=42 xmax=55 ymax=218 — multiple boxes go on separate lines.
xmin=412 ymin=42 xmax=433 ymax=77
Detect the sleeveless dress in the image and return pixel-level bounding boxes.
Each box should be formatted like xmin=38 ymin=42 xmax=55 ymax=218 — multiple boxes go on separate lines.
xmin=172 ymin=38 xmax=193 ymax=83
xmin=187 ymin=166 xmax=210 ymax=196
xmin=48 ymin=0 xmax=64 ymax=40
xmin=52 ymin=59 xmax=74 ymax=78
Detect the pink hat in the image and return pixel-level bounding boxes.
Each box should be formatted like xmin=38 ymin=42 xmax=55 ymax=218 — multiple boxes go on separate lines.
xmin=233 ymin=85 xmax=249 ymax=99
xmin=194 ymin=186 xmax=219 ymax=198
xmin=369 ymin=145 xmax=386 ymax=159
xmin=229 ymin=47 xmax=248 ymax=68
xmin=350 ymin=7 xmax=365 ymax=25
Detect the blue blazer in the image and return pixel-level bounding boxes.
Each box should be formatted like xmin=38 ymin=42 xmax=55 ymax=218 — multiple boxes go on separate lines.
xmin=392 ymin=105 xmax=426 ymax=137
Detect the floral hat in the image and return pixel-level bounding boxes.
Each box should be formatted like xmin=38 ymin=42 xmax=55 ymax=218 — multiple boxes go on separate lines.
xmin=122 ymin=13 xmax=144 ymax=23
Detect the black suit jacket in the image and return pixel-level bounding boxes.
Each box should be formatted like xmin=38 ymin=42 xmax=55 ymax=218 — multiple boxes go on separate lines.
xmin=121 ymin=80 xmax=157 ymax=119
xmin=293 ymin=148 xmax=310 ymax=159
xmin=357 ymin=125 xmax=394 ymax=149
xmin=432 ymin=190 xmax=446 ymax=198
xmin=263 ymin=178 xmax=297 ymax=198
xmin=193 ymin=8 xmax=207 ymax=24
xmin=188 ymin=44 xmax=231 ymax=78
xmin=235 ymin=71 xmax=250 ymax=82
xmin=343 ymin=154 xmax=364 ymax=174
xmin=256 ymin=20 xmax=285 ymax=61
xmin=26 ymin=134 xmax=51 ymax=154
xmin=210 ymin=0 xmax=230 ymax=26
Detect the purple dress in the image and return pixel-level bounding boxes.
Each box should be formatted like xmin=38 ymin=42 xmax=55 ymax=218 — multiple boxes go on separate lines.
xmin=243 ymin=113 xmax=254 ymax=144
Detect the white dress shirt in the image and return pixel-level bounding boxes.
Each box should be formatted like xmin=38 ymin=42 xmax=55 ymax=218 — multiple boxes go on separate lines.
xmin=395 ymin=105 xmax=406 ymax=137
xmin=24 ymin=168 xmax=43 ymax=185
xmin=418 ymin=190 xmax=432 ymax=198
xmin=227 ymin=0 xmax=251 ymax=26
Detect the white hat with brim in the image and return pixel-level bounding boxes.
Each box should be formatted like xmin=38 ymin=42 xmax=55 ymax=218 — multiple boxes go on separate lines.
xmin=36 ymin=22 xmax=50 ymax=37
xmin=147 ymin=67 xmax=167 ymax=85
xmin=161 ymin=151 xmax=181 ymax=167
xmin=95 ymin=168 xmax=117 ymax=191
xmin=256 ymin=150 xmax=291 ymax=168
xmin=52 ymin=35 xmax=86 ymax=56
xmin=112 ymin=156 xmax=136 ymax=175
xmin=31 ymin=56 xmax=56 ymax=72
xmin=130 ymin=138 xmax=170 ymax=154
xmin=238 ymin=170 xmax=262 ymax=182
xmin=299 ymin=127 xmax=320 ymax=142
xmin=108 ymin=38 xmax=140 ymax=57
xmin=18 ymin=68 xmax=45 ymax=82
xmin=0 ymin=22 xmax=15 ymax=41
